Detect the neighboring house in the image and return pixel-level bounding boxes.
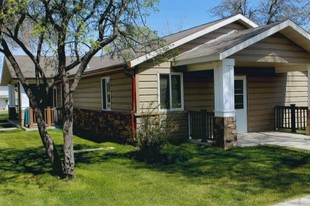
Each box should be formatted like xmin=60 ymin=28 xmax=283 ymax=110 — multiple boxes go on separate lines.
xmin=0 ymin=56 xmax=56 ymax=127
xmin=0 ymin=86 xmax=9 ymax=110
xmin=0 ymin=55 xmax=8 ymax=110
xmin=2 ymin=14 xmax=310 ymax=148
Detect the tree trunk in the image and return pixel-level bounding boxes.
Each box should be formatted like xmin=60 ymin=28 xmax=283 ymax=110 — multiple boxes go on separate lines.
xmin=62 ymin=89 xmax=75 ymax=178
xmin=34 ymin=106 xmax=64 ymax=177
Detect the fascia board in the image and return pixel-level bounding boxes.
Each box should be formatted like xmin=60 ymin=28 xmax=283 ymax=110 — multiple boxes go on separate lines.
xmin=130 ymin=15 xmax=258 ymax=68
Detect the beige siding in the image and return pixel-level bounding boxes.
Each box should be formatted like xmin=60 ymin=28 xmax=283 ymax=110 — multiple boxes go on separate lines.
xmin=182 ymin=69 xmax=307 ymax=133
xmin=74 ymin=72 xmax=132 ymax=112
xmin=232 ymin=33 xmax=310 ymax=64
xmin=247 ymin=71 xmax=308 ymax=132
xmin=136 ymin=62 xmax=171 ymax=112
xmin=183 ymin=71 xmax=214 ymax=112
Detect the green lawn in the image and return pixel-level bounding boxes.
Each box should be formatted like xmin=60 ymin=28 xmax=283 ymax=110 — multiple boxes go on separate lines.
xmin=1 ymin=129 xmax=310 ymax=206
xmin=0 ymin=111 xmax=8 ymax=121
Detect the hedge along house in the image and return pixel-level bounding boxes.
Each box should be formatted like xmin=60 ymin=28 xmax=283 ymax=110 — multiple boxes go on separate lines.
xmin=70 ymin=14 xmax=310 ymax=148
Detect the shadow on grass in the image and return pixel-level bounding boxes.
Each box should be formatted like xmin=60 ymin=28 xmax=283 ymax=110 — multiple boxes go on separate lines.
xmin=0 ymin=146 xmax=51 ymax=183
xmin=1 ymin=139 xmax=310 ymax=193
xmin=130 ymin=144 xmax=310 ymax=193
xmin=0 ymin=143 xmax=131 ymax=183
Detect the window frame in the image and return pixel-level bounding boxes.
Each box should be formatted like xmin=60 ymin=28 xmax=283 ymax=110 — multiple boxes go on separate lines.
xmin=158 ymin=72 xmax=184 ymax=111
xmin=101 ymin=77 xmax=111 ymax=111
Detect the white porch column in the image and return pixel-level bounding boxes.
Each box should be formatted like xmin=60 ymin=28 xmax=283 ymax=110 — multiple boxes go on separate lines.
xmin=8 ymin=84 xmax=15 ymax=108
xmin=213 ymin=59 xmax=237 ymax=149
xmin=8 ymin=84 xmax=16 ymax=120
xmin=214 ymin=59 xmax=236 ymax=117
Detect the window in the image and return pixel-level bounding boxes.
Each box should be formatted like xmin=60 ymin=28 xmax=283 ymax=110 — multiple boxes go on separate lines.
xmin=53 ymin=87 xmax=57 ymax=107
xmin=159 ymin=73 xmax=183 ymax=110
xmin=234 ymin=79 xmax=244 ymax=109
xmin=101 ymin=77 xmax=111 ymax=110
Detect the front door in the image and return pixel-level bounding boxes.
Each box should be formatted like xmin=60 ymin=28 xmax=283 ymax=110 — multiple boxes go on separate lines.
xmin=235 ymin=76 xmax=247 ymax=133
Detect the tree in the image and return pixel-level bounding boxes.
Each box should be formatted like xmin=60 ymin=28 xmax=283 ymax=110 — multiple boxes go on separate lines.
xmin=210 ymin=0 xmax=256 ymax=20
xmin=0 ymin=0 xmax=160 ymax=178
xmin=210 ymin=0 xmax=310 ymax=29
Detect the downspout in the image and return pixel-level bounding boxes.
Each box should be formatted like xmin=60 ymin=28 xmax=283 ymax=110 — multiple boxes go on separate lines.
xmin=131 ymin=69 xmax=137 ymax=140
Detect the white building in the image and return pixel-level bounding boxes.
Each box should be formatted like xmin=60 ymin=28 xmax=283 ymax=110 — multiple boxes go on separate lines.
xmin=0 ymin=86 xmax=8 ymax=110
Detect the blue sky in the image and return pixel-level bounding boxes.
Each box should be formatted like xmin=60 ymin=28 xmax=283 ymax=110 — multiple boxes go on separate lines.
xmin=147 ymin=0 xmax=219 ymax=36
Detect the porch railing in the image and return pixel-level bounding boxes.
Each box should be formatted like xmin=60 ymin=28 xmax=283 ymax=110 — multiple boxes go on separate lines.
xmin=24 ymin=107 xmax=59 ymax=128
xmin=275 ymin=104 xmax=307 ymax=132
xmin=188 ymin=110 xmax=214 ymax=141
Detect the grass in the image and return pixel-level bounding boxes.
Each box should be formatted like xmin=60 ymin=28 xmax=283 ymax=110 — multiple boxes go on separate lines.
xmin=0 ymin=129 xmax=310 ymax=205
xmin=0 ymin=111 xmax=8 ymax=122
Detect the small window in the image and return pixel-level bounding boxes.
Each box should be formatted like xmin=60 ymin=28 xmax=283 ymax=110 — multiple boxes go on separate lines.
xmin=53 ymin=87 xmax=57 ymax=108
xmin=234 ymin=79 xmax=244 ymax=109
xmin=159 ymin=73 xmax=183 ymax=110
xmin=101 ymin=77 xmax=111 ymax=110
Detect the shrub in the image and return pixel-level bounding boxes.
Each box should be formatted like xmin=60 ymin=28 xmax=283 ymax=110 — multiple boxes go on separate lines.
xmin=136 ymin=107 xmax=175 ymax=163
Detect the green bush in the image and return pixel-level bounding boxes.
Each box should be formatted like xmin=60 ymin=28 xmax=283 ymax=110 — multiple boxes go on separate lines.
xmin=136 ymin=107 xmax=174 ymax=163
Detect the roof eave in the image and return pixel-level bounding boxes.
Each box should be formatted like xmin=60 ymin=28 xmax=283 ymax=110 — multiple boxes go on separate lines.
xmin=175 ymin=54 xmax=220 ymax=66
xmin=129 ymin=14 xmax=258 ymax=68
xmin=220 ymin=20 xmax=310 ymax=60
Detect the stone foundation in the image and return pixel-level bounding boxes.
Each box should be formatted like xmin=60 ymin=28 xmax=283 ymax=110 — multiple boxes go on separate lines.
xmin=213 ymin=116 xmax=237 ymax=149
xmin=73 ymin=109 xmax=132 ymax=142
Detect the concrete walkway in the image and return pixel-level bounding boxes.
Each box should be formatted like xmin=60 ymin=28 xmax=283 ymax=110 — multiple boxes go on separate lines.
xmin=273 ymin=196 xmax=310 ymax=206
xmin=238 ymin=132 xmax=310 ymax=151
xmin=238 ymin=132 xmax=310 ymax=206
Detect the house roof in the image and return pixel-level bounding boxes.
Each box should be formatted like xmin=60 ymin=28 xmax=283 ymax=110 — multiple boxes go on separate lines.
xmin=0 ymin=14 xmax=259 ymax=83
xmin=2 ymin=16 xmax=310 ymax=82
xmin=129 ymin=14 xmax=258 ymax=67
xmin=175 ymin=20 xmax=310 ymax=66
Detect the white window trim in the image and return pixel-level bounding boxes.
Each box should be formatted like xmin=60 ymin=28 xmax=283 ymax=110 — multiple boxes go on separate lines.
xmin=157 ymin=72 xmax=184 ymax=111
xmin=101 ymin=77 xmax=111 ymax=111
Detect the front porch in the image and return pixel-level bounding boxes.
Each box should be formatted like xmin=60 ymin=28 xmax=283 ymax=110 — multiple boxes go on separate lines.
xmin=188 ymin=103 xmax=309 ymax=144
xmin=23 ymin=107 xmax=62 ymax=128
xmin=181 ymin=63 xmax=310 ymax=149
xmin=9 ymin=106 xmax=62 ymax=129
xmin=172 ymin=20 xmax=310 ymax=148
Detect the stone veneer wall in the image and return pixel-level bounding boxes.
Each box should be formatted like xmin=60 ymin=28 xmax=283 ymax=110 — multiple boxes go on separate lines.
xmin=73 ymin=109 xmax=132 ymax=142
xmin=213 ymin=116 xmax=237 ymax=149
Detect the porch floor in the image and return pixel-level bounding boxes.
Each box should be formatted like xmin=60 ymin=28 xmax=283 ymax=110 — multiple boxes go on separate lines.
xmin=238 ymin=132 xmax=310 ymax=151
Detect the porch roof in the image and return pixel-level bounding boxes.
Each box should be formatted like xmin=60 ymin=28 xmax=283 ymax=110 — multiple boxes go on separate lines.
xmin=175 ymin=20 xmax=310 ymax=66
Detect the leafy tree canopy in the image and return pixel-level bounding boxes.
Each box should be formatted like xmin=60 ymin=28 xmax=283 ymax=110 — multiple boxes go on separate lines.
xmin=211 ymin=0 xmax=310 ymax=30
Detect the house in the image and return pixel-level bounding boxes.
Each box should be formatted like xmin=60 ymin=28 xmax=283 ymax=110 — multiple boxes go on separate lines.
xmin=0 ymin=86 xmax=9 ymax=110
xmin=70 ymin=14 xmax=310 ymax=148
xmin=0 ymin=56 xmax=58 ymax=127
xmin=0 ymin=56 xmax=8 ymax=110
xmin=2 ymin=14 xmax=310 ymax=149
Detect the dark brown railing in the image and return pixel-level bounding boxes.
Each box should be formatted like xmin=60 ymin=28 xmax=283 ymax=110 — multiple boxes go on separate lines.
xmin=275 ymin=104 xmax=307 ymax=132
xmin=188 ymin=110 xmax=214 ymax=141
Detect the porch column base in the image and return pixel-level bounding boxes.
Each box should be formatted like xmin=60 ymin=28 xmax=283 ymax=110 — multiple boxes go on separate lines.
xmin=213 ymin=116 xmax=237 ymax=149
xmin=307 ymin=110 xmax=310 ymax=135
